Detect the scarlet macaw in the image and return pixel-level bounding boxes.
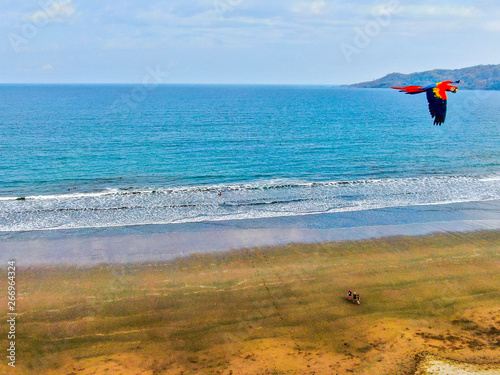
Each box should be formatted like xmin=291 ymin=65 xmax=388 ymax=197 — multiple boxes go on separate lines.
xmin=391 ymin=80 xmax=460 ymax=125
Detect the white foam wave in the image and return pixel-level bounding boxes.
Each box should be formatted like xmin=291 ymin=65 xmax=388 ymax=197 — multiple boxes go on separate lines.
xmin=1 ymin=174 xmax=499 ymax=232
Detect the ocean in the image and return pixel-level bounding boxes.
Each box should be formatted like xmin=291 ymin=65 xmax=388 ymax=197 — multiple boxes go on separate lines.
xmin=1 ymin=84 xmax=499 ymax=232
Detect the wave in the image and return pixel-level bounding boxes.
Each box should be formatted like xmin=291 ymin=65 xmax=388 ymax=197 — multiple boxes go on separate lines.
xmin=0 ymin=174 xmax=492 ymax=202
xmin=1 ymin=174 xmax=499 ymax=232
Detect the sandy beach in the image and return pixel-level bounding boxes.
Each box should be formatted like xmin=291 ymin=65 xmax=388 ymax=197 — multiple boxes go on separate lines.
xmin=1 ymin=216 xmax=499 ymax=374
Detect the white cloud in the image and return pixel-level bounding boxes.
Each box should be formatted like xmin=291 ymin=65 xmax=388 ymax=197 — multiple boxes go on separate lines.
xmin=42 ymin=64 xmax=53 ymax=70
xmin=483 ymin=21 xmax=500 ymax=32
xmin=28 ymin=0 xmax=76 ymax=24
xmin=399 ymin=5 xmax=481 ymax=18
xmin=370 ymin=2 xmax=402 ymax=17
xmin=290 ymin=1 xmax=333 ymax=17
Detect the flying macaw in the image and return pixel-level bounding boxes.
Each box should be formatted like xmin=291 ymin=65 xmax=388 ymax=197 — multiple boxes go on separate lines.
xmin=391 ymin=80 xmax=460 ymax=125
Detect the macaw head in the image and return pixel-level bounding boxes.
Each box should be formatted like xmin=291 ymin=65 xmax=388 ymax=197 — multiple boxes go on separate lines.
xmin=444 ymin=80 xmax=459 ymax=93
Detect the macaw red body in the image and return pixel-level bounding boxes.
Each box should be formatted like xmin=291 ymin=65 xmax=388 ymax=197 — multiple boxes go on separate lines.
xmin=391 ymin=81 xmax=459 ymax=125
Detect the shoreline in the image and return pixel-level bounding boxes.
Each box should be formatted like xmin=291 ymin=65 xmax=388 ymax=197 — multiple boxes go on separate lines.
xmin=1 ymin=199 xmax=500 ymax=266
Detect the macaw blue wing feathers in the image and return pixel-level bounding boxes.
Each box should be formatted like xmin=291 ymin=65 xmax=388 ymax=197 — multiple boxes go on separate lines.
xmin=426 ymin=89 xmax=447 ymax=125
xmin=391 ymin=81 xmax=459 ymax=125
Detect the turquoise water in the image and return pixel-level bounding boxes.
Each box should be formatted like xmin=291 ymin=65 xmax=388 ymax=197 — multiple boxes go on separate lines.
xmin=0 ymin=85 xmax=499 ymax=231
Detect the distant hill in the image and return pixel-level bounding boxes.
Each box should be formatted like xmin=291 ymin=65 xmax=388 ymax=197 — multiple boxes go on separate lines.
xmin=347 ymin=64 xmax=500 ymax=90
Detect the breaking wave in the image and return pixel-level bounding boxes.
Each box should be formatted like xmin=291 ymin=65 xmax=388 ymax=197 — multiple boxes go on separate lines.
xmin=1 ymin=174 xmax=499 ymax=232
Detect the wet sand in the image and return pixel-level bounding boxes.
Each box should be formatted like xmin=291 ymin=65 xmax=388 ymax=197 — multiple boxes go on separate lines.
xmin=1 ymin=229 xmax=499 ymax=374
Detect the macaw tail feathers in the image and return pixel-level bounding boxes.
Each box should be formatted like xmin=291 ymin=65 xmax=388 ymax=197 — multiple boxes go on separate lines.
xmin=391 ymin=85 xmax=426 ymax=95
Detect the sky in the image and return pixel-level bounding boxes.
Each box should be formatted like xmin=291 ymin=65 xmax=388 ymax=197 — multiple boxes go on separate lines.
xmin=1 ymin=0 xmax=499 ymax=84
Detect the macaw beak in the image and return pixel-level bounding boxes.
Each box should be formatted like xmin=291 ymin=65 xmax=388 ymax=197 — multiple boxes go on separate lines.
xmin=451 ymin=86 xmax=458 ymax=93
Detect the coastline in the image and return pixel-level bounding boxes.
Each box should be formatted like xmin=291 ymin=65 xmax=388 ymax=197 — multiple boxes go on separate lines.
xmin=1 ymin=199 xmax=499 ymax=266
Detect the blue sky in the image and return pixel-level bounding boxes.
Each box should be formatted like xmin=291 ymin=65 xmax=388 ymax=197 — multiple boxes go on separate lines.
xmin=1 ymin=0 xmax=499 ymax=84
